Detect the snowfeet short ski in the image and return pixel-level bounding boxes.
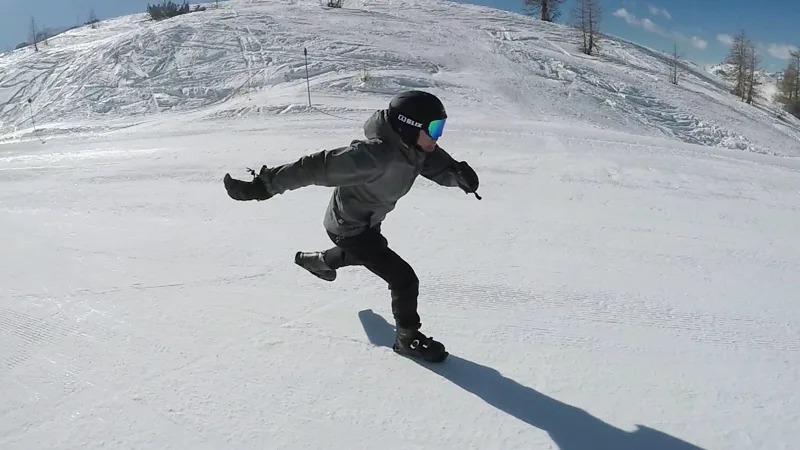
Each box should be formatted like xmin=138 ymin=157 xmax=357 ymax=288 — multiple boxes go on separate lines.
xmin=393 ymin=327 xmax=448 ymax=363
xmin=295 ymin=251 xmax=337 ymax=281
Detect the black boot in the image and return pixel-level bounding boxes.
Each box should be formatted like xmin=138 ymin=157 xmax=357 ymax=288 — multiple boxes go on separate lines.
xmin=393 ymin=325 xmax=448 ymax=363
xmin=295 ymin=251 xmax=336 ymax=281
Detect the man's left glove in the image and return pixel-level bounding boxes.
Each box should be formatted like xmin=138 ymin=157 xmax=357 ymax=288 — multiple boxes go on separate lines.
xmin=455 ymin=161 xmax=480 ymax=196
xmin=223 ymin=166 xmax=274 ymax=201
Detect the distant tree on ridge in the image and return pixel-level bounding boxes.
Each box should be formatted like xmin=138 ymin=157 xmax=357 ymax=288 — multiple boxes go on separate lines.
xmin=722 ymin=30 xmax=761 ymax=104
xmin=572 ymin=0 xmax=602 ymax=56
xmin=669 ymin=44 xmax=680 ymax=85
xmin=523 ymin=0 xmax=566 ymax=22
xmin=30 ymin=17 xmax=39 ymax=52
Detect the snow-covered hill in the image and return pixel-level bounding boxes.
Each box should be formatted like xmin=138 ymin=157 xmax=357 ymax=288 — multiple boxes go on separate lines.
xmin=1 ymin=0 xmax=799 ymax=155
xmin=2 ymin=1 xmax=800 ymax=449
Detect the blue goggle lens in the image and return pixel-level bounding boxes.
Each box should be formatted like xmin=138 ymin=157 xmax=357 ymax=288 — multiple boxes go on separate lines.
xmin=427 ymin=119 xmax=446 ymax=139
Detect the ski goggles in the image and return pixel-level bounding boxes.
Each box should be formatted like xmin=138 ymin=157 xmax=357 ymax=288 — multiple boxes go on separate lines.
xmin=426 ymin=119 xmax=446 ymax=139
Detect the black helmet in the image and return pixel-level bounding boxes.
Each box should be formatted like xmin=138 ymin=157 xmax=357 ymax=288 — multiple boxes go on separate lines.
xmin=388 ymin=90 xmax=447 ymax=146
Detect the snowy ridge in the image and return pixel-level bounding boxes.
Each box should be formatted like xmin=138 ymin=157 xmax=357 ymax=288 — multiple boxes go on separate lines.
xmin=1 ymin=0 xmax=799 ymax=155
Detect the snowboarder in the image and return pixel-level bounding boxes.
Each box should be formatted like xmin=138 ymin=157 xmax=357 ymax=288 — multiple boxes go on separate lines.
xmin=222 ymin=90 xmax=480 ymax=363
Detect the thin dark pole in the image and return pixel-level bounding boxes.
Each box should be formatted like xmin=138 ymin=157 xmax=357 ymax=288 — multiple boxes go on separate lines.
xmin=304 ymin=48 xmax=311 ymax=107
xmin=27 ymin=98 xmax=44 ymax=144
xmin=27 ymin=99 xmax=36 ymax=132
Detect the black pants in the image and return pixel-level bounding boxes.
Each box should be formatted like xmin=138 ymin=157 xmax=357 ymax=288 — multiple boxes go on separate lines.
xmin=322 ymin=226 xmax=421 ymax=330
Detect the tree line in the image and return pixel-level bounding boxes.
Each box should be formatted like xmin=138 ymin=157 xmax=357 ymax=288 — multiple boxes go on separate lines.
xmin=146 ymin=1 xmax=207 ymax=21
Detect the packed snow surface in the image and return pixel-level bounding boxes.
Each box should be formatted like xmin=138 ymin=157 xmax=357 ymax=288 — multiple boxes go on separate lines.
xmin=2 ymin=1 xmax=800 ymax=449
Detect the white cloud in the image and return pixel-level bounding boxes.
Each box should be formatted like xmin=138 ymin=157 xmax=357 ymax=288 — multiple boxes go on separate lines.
xmin=692 ymin=37 xmax=708 ymax=50
xmin=648 ymin=5 xmax=672 ymax=20
xmin=613 ymin=8 xmax=707 ymax=50
xmin=717 ymin=34 xmax=734 ymax=46
xmin=613 ymin=8 xmax=637 ymax=25
xmin=765 ymin=43 xmax=798 ymax=60
xmin=642 ymin=18 xmax=661 ymax=34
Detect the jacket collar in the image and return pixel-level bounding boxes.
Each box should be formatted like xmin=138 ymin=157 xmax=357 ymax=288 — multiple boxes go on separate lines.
xmin=363 ymin=109 xmax=421 ymax=164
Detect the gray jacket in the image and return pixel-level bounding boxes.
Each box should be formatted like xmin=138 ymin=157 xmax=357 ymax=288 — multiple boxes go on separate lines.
xmin=259 ymin=109 xmax=462 ymax=237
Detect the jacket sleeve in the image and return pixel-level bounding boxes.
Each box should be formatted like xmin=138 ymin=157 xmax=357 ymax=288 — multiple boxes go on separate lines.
xmin=260 ymin=140 xmax=389 ymax=195
xmin=420 ymin=145 xmax=460 ymax=187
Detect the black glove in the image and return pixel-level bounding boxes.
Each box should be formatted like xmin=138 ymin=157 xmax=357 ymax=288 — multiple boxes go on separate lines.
xmin=223 ymin=166 xmax=273 ymax=201
xmin=455 ymin=161 xmax=480 ymax=198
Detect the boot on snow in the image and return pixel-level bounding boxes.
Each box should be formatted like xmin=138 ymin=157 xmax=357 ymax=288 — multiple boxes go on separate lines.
xmin=393 ymin=326 xmax=448 ymax=363
xmin=295 ymin=251 xmax=337 ymax=282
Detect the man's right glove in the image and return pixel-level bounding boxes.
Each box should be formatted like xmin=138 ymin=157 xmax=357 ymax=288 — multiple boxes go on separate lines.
xmin=223 ymin=166 xmax=273 ymax=201
xmin=455 ymin=161 xmax=480 ymax=199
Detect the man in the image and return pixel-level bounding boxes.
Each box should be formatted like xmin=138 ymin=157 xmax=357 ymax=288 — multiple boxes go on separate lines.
xmin=223 ymin=90 xmax=480 ymax=363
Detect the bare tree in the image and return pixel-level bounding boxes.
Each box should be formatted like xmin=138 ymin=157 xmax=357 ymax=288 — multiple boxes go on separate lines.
xmin=723 ymin=30 xmax=749 ymax=100
xmin=793 ymin=50 xmax=800 ymax=103
xmin=790 ymin=50 xmax=800 ymax=113
xmin=722 ymin=30 xmax=761 ymax=103
xmin=572 ymin=0 xmax=602 ymax=56
xmin=669 ymin=44 xmax=680 ymax=85
xmin=776 ymin=50 xmax=800 ymax=118
xmin=789 ymin=50 xmax=800 ymax=104
xmin=744 ymin=41 xmax=761 ymax=104
xmin=87 ymin=9 xmax=99 ymax=28
xmin=30 ymin=17 xmax=39 ymax=52
xmin=523 ymin=0 xmax=566 ymax=22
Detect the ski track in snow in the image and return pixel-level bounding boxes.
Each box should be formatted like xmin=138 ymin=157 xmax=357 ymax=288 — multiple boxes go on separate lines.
xmin=2 ymin=0 xmax=800 ymax=449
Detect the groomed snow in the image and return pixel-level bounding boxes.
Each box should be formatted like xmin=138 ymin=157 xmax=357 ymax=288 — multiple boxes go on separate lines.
xmin=2 ymin=1 xmax=799 ymax=449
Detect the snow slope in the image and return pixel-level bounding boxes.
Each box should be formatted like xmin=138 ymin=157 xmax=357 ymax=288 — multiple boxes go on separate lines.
xmin=2 ymin=1 xmax=800 ymax=449
xmin=1 ymin=0 xmax=800 ymax=155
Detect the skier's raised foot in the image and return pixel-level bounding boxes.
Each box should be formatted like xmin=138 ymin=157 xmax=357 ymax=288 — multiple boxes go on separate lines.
xmin=392 ymin=326 xmax=448 ymax=363
xmin=294 ymin=251 xmax=336 ymax=281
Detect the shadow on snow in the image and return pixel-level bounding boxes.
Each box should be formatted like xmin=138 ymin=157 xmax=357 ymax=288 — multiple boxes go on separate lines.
xmin=358 ymin=309 xmax=706 ymax=450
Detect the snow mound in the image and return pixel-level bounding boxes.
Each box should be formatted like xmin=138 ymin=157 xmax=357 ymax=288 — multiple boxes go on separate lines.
xmin=1 ymin=0 xmax=799 ymax=155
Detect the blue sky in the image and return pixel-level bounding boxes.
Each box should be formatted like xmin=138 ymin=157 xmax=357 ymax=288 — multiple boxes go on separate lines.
xmin=459 ymin=0 xmax=799 ymax=71
xmin=0 ymin=0 xmax=157 ymax=51
xmin=2 ymin=0 xmax=797 ymax=70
